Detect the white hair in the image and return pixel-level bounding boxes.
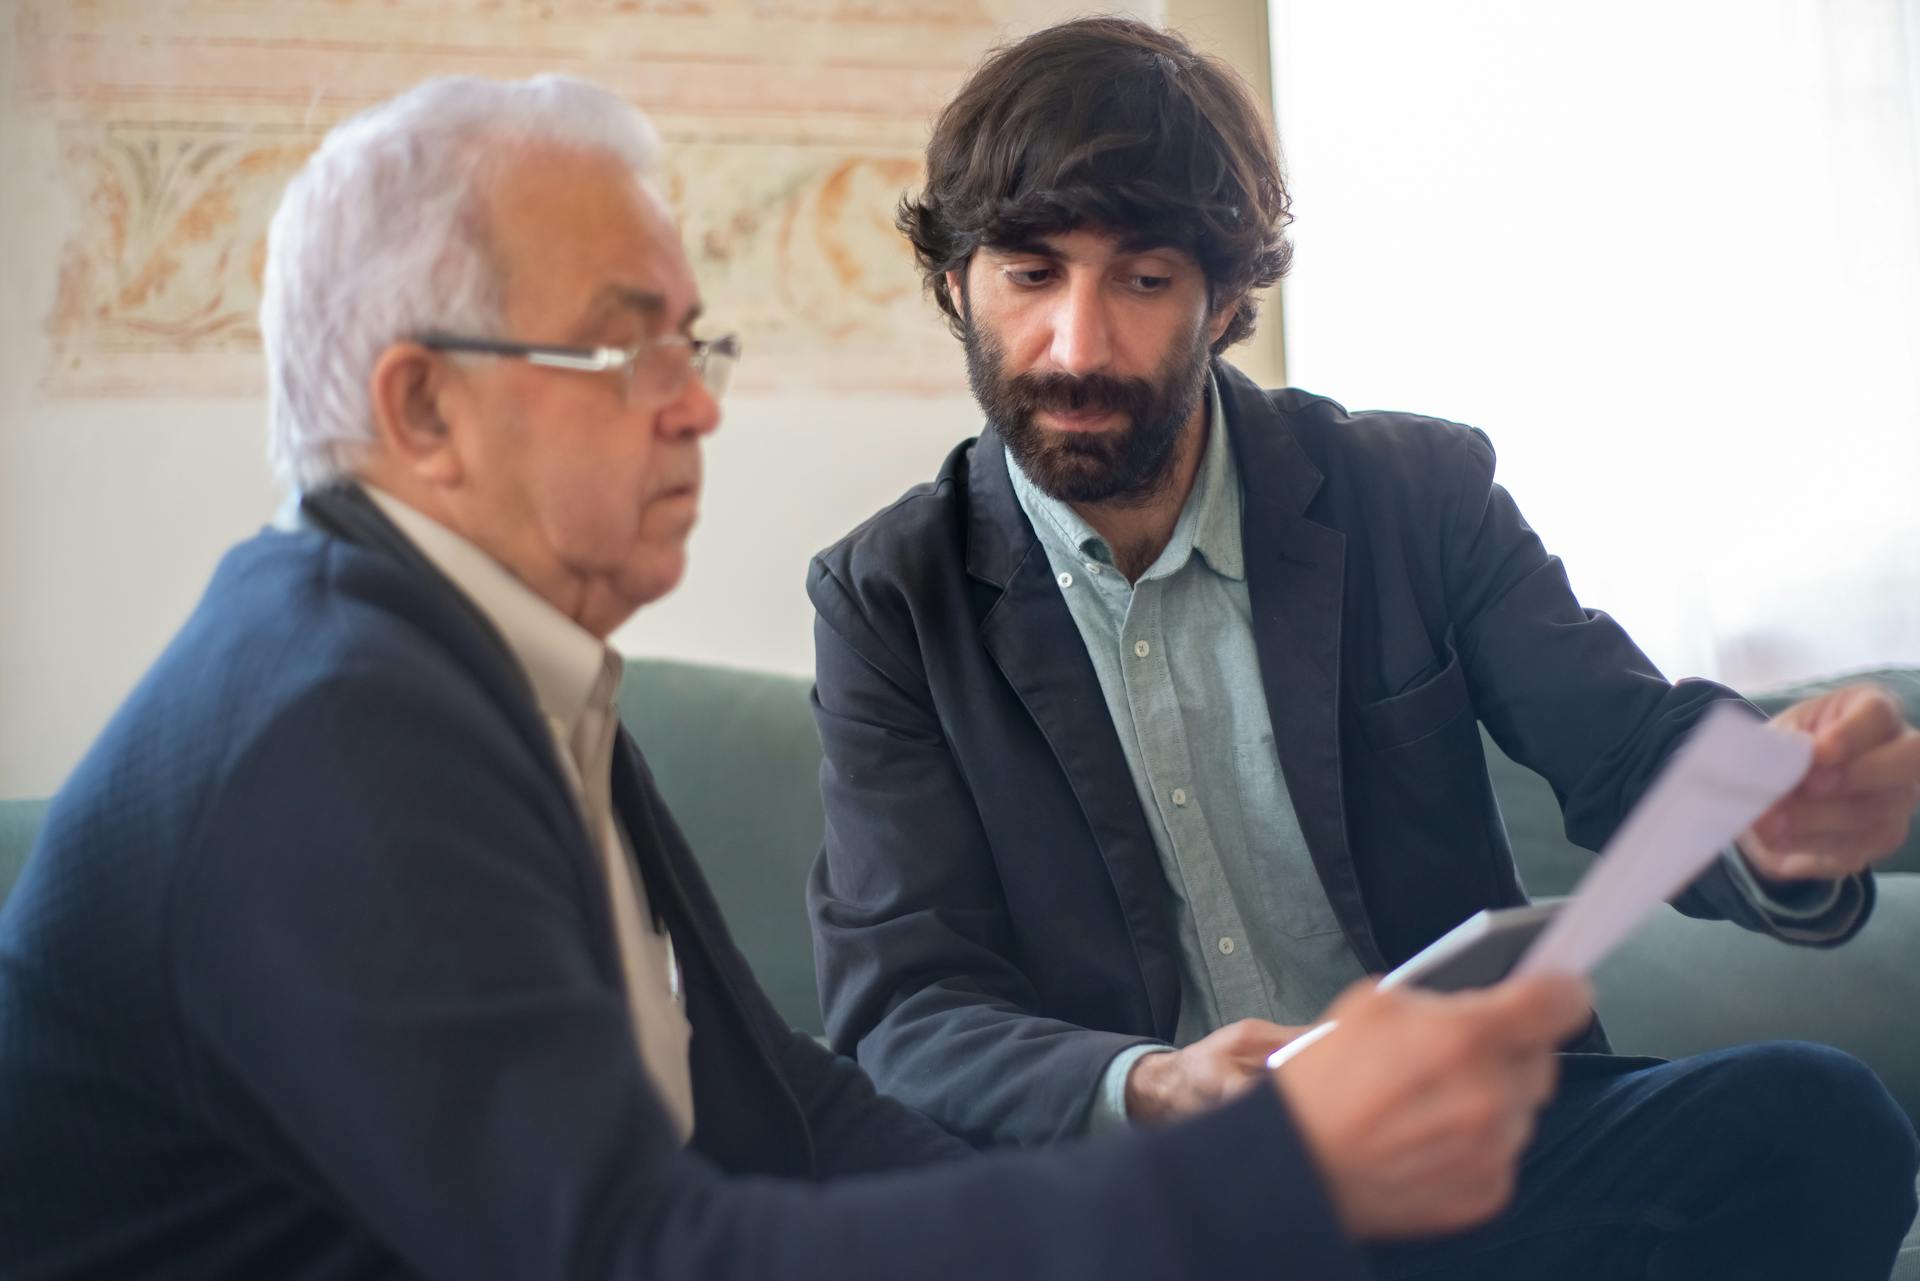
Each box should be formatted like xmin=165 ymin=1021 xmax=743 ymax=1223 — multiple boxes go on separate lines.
xmin=260 ymin=75 xmax=661 ymax=493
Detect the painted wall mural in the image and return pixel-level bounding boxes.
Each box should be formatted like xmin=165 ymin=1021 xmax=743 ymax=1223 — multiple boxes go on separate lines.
xmin=14 ymin=0 xmax=1007 ymax=397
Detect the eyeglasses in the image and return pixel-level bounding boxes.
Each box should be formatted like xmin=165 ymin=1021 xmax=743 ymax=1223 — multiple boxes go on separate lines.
xmin=416 ymin=329 xmax=741 ymax=403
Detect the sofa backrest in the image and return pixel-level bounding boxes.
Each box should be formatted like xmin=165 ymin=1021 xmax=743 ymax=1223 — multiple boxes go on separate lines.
xmin=0 ymin=798 xmax=50 ymax=910
xmin=619 ymin=659 xmax=829 ymax=1034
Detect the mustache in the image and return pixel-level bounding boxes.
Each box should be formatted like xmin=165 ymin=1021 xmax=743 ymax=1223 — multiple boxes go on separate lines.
xmin=1003 ymin=372 xmax=1156 ymax=415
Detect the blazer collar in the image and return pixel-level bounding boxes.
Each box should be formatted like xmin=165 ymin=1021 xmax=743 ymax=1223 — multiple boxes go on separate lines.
xmin=1212 ymin=359 xmax=1326 ymax=534
xmin=964 ymin=419 xmax=1029 ymax=589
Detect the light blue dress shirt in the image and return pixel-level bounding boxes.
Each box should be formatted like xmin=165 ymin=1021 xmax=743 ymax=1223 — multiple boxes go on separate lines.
xmin=1009 ymin=377 xmax=1366 ymax=1130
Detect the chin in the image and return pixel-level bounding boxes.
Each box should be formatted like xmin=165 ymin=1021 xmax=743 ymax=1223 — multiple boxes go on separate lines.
xmin=625 ymin=544 xmax=690 ymax=610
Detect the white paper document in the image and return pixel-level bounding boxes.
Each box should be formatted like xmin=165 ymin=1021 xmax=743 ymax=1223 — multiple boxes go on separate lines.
xmin=1511 ymin=702 xmax=1812 ymax=981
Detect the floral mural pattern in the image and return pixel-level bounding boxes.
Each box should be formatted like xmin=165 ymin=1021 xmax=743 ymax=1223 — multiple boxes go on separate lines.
xmin=14 ymin=0 xmax=1000 ymax=395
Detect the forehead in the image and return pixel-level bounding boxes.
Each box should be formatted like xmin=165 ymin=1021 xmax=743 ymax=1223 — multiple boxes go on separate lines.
xmin=483 ymin=145 xmax=695 ymax=327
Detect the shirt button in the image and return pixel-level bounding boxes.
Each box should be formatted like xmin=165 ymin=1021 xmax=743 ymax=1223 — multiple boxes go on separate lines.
xmin=1171 ymin=787 xmax=1188 ymax=807
xmin=1085 ymin=562 xmax=1102 ymax=576
xmin=1057 ymin=571 xmax=1073 ymax=588
xmin=1133 ymin=639 xmax=1150 ymax=658
xmin=1217 ymin=936 xmax=1236 ymax=955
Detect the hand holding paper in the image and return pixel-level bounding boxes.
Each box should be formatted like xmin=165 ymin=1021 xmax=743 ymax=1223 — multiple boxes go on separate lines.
xmin=1741 ymin=683 xmax=1920 ymax=882
xmin=1513 ymin=703 xmax=1811 ymax=981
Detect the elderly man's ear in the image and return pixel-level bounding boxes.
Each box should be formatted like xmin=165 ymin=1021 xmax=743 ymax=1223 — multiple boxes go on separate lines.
xmin=368 ymin=343 xmax=466 ymax=486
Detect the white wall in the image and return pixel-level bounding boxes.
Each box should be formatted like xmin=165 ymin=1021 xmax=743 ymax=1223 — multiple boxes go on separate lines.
xmin=3 ymin=1 xmax=1301 ymax=798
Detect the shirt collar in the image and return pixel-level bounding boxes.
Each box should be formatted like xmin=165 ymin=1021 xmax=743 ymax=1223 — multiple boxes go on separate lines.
xmin=1186 ymin=371 xmax=1245 ymax=581
xmin=1008 ymin=369 xmax=1245 ymax=583
xmin=362 ymin=486 xmax=619 ymax=736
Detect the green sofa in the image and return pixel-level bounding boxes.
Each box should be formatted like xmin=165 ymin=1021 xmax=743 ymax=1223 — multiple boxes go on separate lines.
xmin=4 ymin=661 xmax=1916 ymax=1271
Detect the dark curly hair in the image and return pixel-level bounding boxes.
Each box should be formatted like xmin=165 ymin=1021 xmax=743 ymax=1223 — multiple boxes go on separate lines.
xmin=899 ymin=16 xmax=1293 ymax=354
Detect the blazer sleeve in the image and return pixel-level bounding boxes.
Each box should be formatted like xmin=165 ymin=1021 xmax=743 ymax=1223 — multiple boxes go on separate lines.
xmin=172 ymin=667 xmax=1367 ymax=1281
xmin=1437 ymin=426 xmax=1871 ymax=942
xmin=773 ymin=1023 xmax=977 ymax=1175
xmin=807 ymin=558 xmax=1163 ymax=1147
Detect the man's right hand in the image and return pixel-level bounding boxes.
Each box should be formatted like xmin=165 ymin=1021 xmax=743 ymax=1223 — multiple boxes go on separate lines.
xmin=1124 ymin=1018 xmax=1308 ymax=1126
xmin=1274 ymin=974 xmax=1594 ymax=1242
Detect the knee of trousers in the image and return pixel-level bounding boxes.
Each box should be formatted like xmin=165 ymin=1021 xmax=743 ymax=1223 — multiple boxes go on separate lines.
xmin=1708 ymin=1042 xmax=1919 ymax=1213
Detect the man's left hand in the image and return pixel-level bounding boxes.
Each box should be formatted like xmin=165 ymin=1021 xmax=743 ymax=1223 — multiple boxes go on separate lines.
xmin=1740 ymin=684 xmax=1920 ymax=883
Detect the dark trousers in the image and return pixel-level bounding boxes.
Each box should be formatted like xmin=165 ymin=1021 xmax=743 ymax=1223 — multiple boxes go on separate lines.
xmin=1368 ymin=1042 xmax=1919 ymax=1280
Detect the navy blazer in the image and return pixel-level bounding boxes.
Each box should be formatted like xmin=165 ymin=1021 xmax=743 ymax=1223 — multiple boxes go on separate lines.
xmin=808 ymin=362 xmax=1872 ymax=1148
xmin=0 ymin=488 xmax=1370 ymax=1280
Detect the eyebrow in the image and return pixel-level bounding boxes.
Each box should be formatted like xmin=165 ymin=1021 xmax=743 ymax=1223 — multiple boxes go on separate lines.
xmin=983 ymin=236 xmax=1187 ymax=265
xmin=576 ymin=286 xmax=703 ymax=340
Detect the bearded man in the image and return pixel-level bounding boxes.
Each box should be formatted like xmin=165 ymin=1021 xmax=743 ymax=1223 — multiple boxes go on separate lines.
xmin=806 ymin=17 xmax=1920 ymax=1279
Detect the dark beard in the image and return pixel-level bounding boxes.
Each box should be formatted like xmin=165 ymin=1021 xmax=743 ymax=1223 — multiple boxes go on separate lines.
xmin=963 ymin=318 xmax=1212 ymax=506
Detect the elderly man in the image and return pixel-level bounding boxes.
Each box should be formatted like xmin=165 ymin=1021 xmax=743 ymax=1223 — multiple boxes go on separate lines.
xmin=0 ymin=75 xmax=1604 ymax=1280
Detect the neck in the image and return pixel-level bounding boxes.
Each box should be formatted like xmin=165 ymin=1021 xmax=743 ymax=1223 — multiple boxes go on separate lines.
xmin=1068 ymin=392 xmax=1211 ymax=581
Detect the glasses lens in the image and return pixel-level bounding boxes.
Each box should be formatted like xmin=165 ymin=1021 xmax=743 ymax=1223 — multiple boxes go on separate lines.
xmin=697 ymin=334 xmax=740 ymax=400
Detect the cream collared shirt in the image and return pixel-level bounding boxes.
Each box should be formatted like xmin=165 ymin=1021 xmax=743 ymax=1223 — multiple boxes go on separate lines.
xmin=365 ymin=487 xmax=695 ymax=1143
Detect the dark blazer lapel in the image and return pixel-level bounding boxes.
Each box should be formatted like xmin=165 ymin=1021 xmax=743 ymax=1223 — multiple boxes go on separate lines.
xmin=608 ymin=733 xmax=776 ymax=1063
xmin=609 ymin=734 xmax=815 ymax=1174
xmin=1216 ymin=364 xmax=1387 ymax=971
xmin=964 ymin=431 xmax=1183 ymax=1038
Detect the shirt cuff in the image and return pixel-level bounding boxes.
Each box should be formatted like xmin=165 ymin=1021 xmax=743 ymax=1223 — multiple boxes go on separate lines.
xmin=1720 ymin=842 xmax=1863 ymax=939
xmin=1087 ymin=1043 xmax=1175 ymax=1134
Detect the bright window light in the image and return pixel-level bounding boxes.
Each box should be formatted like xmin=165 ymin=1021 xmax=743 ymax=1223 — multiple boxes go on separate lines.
xmin=1270 ymin=0 xmax=1920 ymax=688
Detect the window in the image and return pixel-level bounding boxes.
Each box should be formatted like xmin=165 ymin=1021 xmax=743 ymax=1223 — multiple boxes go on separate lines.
xmin=1270 ymin=0 xmax=1920 ymax=687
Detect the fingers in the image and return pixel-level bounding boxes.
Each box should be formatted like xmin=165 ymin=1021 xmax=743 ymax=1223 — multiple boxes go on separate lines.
xmin=1824 ymin=732 xmax=1920 ymax=797
xmin=1758 ymin=851 xmax=1871 ymax=881
xmin=1766 ymin=789 xmax=1915 ymax=847
xmin=1325 ymin=976 xmax=1385 ymax=1019
xmin=1460 ymin=974 xmax=1594 ymax=1048
xmin=1219 ymin=1017 xmax=1302 ymax=1047
xmin=1747 ymin=788 xmax=1915 ymax=871
xmin=1748 ymin=706 xmax=1919 ymax=867
xmin=1804 ymin=685 xmax=1905 ymax=770
xmin=1508 ymin=1039 xmax=1561 ymax=1112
